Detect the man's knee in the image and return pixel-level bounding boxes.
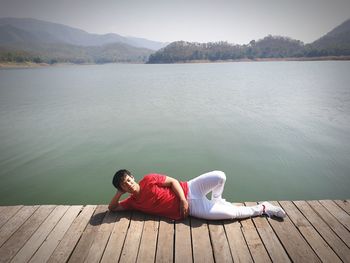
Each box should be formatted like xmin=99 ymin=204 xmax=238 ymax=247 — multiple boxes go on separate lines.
xmin=213 ymin=170 xmax=226 ymax=183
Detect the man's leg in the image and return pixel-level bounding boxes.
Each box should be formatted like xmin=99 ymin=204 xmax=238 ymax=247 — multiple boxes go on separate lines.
xmin=189 ymin=199 xmax=286 ymax=220
xmin=189 ymin=198 xmax=263 ymax=220
xmin=187 ymin=170 xmax=227 ymax=200
xmin=212 ymin=202 xmax=263 ymax=219
xmin=187 ymin=171 xmax=286 ymax=220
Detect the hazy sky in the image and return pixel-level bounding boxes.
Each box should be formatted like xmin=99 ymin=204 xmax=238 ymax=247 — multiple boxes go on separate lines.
xmin=0 ymin=0 xmax=349 ymax=44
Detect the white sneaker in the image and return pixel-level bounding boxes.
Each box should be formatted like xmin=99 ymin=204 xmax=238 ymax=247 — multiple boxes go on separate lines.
xmin=260 ymin=201 xmax=286 ymax=218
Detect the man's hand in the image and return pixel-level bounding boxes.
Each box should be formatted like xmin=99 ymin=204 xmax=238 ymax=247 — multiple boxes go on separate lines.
xmin=117 ymin=189 xmax=126 ymax=195
xmin=180 ymin=199 xmax=189 ymax=218
xmin=162 ymin=176 xmax=189 ymax=218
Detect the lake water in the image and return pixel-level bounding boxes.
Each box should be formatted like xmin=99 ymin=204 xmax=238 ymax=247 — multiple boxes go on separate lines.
xmin=0 ymin=61 xmax=349 ymax=205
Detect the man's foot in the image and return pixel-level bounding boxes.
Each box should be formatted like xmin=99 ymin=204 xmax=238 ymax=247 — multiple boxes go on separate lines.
xmin=260 ymin=201 xmax=286 ymax=218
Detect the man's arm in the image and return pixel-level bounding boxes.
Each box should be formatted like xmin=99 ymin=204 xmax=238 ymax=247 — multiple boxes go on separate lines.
xmin=162 ymin=176 xmax=189 ymax=218
xmin=108 ymin=190 xmax=127 ymax=212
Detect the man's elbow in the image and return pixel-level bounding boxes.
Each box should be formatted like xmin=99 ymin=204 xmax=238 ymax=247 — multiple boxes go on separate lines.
xmin=108 ymin=204 xmax=118 ymax=212
xmin=109 ymin=203 xmax=125 ymax=212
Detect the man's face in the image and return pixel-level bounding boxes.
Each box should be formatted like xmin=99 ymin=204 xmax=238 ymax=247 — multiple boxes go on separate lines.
xmin=120 ymin=175 xmax=140 ymax=194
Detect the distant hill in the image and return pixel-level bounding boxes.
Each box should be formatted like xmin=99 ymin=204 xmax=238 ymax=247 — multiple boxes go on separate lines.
xmin=0 ymin=17 xmax=166 ymax=50
xmin=0 ymin=24 xmax=42 ymax=44
xmin=148 ymin=18 xmax=350 ymax=63
xmin=305 ymin=19 xmax=350 ymax=56
xmin=147 ymin=41 xmax=242 ymax=63
xmin=0 ymin=17 xmax=165 ymax=64
xmin=147 ymin=36 xmax=305 ymax=63
xmin=247 ymin=36 xmax=304 ymax=58
xmin=0 ymin=41 xmax=153 ymax=64
xmin=1 ymin=17 xmax=350 ymax=65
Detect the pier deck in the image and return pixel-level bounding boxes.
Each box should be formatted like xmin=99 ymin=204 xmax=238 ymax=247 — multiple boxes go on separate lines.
xmin=0 ymin=200 xmax=349 ymax=262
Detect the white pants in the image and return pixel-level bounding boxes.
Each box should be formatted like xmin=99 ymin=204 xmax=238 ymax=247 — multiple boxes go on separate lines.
xmin=187 ymin=171 xmax=263 ymax=220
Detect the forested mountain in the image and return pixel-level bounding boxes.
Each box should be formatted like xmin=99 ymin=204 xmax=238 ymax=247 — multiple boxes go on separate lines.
xmin=0 ymin=18 xmax=166 ymax=50
xmin=148 ymin=18 xmax=350 ymax=63
xmin=304 ymin=18 xmax=350 ymax=56
xmin=0 ymin=17 xmax=164 ymax=64
xmin=0 ymin=41 xmax=153 ymax=64
xmin=247 ymin=36 xmax=304 ymax=58
xmin=148 ymin=36 xmax=305 ymax=63
xmin=1 ymin=17 xmax=349 ymax=65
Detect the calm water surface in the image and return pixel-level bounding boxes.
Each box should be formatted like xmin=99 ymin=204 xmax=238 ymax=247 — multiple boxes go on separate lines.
xmin=0 ymin=61 xmax=349 ymax=204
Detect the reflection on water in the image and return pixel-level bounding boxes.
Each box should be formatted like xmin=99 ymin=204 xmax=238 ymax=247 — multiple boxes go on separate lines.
xmin=0 ymin=61 xmax=349 ymax=204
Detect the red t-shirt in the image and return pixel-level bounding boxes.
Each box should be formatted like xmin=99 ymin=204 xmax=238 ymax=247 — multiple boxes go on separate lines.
xmin=119 ymin=173 xmax=189 ymax=220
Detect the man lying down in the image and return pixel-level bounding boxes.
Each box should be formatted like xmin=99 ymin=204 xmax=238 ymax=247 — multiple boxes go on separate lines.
xmin=109 ymin=170 xmax=286 ymax=220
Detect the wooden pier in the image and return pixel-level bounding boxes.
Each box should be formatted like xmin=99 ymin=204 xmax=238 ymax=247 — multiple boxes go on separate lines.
xmin=0 ymin=200 xmax=349 ymax=262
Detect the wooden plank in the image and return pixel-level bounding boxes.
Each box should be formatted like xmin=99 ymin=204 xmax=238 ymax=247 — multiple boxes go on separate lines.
xmin=68 ymin=205 xmax=108 ymax=262
xmin=100 ymin=211 xmax=131 ymax=263
xmin=294 ymin=201 xmax=350 ymax=262
xmin=319 ymin=200 xmax=350 ymax=231
xmin=334 ymin=200 xmax=350 ymax=215
xmin=29 ymin=206 xmax=83 ymax=263
xmin=1 ymin=200 xmax=348 ymax=263
xmin=279 ymin=201 xmax=341 ymax=263
xmin=84 ymin=209 xmax=119 ymax=263
xmin=267 ymin=201 xmax=320 ymax=262
xmin=119 ymin=211 xmax=145 ymax=263
xmin=208 ymin=220 xmax=233 ymax=263
xmin=155 ymin=218 xmax=174 ymax=263
xmin=11 ymin=205 xmax=69 ymax=263
xmin=174 ymin=217 xmax=192 ymax=263
xmin=240 ymin=216 xmax=271 ymax=262
xmin=48 ymin=205 xmax=97 ymax=263
xmin=224 ymin=219 xmax=253 ymax=263
xmin=191 ymin=217 xmax=214 ymax=263
xmin=0 ymin=205 xmax=56 ymax=263
xmin=0 ymin=206 xmax=39 ymax=247
xmin=137 ymin=214 xmax=159 ymax=263
xmin=307 ymin=200 xmax=350 ymax=246
xmin=0 ymin=206 xmax=23 ymax=228
xmin=246 ymin=202 xmax=290 ymax=262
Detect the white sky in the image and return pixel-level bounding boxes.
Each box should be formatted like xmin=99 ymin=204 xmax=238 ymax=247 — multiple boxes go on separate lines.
xmin=0 ymin=0 xmax=349 ymax=44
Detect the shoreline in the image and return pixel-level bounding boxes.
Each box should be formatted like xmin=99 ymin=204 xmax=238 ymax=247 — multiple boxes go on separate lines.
xmin=1 ymin=56 xmax=350 ymax=68
xmin=0 ymin=62 xmax=50 ymax=68
xmin=0 ymin=62 xmax=92 ymax=69
xmin=156 ymin=55 xmax=350 ymax=64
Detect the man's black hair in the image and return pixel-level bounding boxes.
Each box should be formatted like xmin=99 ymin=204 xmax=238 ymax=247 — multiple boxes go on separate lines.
xmin=112 ymin=169 xmax=131 ymax=191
